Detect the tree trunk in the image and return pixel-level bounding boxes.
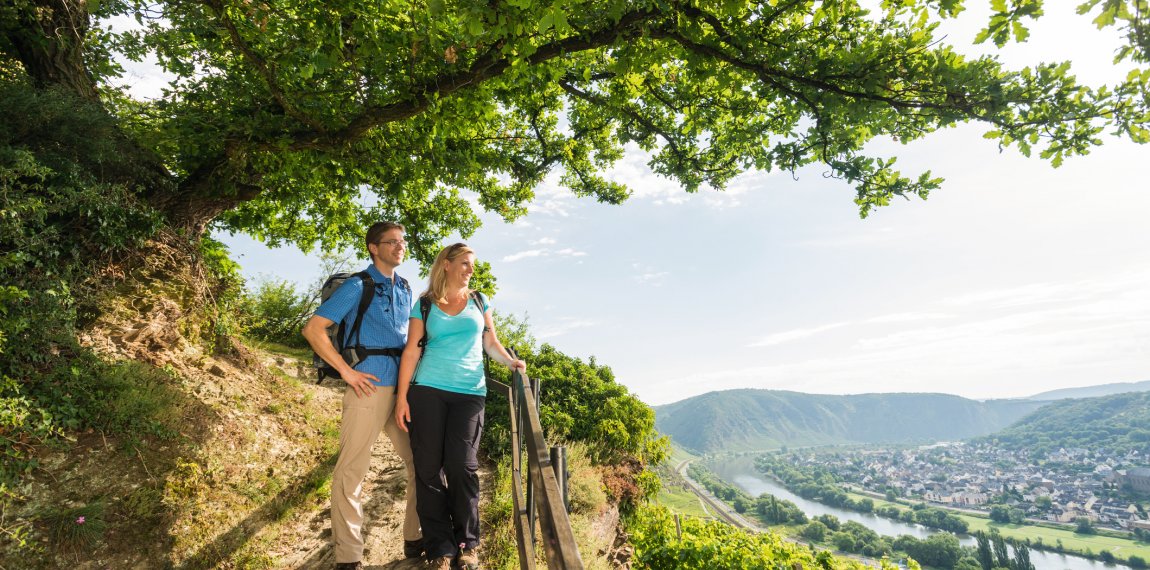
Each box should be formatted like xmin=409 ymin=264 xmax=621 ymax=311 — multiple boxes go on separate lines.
xmin=148 ymin=160 xmax=264 ymax=236
xmin=4 ymin=0 xmax=252 ymax=237
xmin=6 ymin=0 xmax=100 ymax=101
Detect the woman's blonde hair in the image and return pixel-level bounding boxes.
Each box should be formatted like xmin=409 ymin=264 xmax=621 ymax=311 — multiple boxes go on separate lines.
xmin=425 ymin=242 xmax=475 ymax=304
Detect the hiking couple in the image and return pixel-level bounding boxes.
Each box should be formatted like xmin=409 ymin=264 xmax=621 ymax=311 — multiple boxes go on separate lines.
xmin=302 ymin=221 xmax=526 ymax=570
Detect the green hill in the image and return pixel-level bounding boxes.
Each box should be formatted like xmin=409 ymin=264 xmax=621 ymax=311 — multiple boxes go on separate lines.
xmin=979 ymin=390 xmax=1150 ymax=456
xmin=654 ymin=389 xmax=1046 ymax=454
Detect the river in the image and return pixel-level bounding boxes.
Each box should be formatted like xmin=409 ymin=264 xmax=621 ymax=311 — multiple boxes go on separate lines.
xmin=706 ymin=456 xmax=1116 ymax=570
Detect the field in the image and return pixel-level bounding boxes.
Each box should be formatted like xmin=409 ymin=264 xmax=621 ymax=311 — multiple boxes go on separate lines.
xmin=843 ymin=490 xmax=1150 ymax=561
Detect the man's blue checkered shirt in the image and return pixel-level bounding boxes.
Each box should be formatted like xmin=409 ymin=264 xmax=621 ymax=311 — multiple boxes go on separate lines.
xmin=314 ymin=263 xmax=412 ymax=387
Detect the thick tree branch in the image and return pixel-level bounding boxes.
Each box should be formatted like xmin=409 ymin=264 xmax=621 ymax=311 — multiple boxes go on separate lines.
xmin=201 ymin=0 xmax=328 ymax=133
xmin=259 ymin=8 xmax=661 ymax=152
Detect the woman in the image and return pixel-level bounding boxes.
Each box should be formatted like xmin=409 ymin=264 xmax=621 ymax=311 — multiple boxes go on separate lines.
xmin=395 ymin=243 xmax=525 ymax=570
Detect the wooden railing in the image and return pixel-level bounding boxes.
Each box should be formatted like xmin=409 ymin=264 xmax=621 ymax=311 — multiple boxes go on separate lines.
xmin=488 ymin=355 xmax=584 ymax=570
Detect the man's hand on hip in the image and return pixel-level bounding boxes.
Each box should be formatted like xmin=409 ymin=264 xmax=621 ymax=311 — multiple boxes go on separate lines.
xmin=343 ymin=369 xmax=380 ymax=398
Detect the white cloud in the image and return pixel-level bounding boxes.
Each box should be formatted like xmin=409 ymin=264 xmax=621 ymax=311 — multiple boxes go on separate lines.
xmin=537 ymin=317 xmax=599 ymax=339
xmin=533 ymin=237 xmax=557 ymax=245
xmin=502 ymin=249 xmax=546 ymax=262
xmin=631 ymin=263 xmax=670 ymax=286
xmin=659 ymin=267 xmax=1150 ymax=405
xmin=527 ymin=179 xmax=578 ymax=217
xmin=748 ymin=322 xmax=851 ymax=347
xmin=797 ymin=227 xmax=901 ymax=248
xmin=745 ymin=313 xmax=949 ymax=347
xmin=502 ymin=247 xmax=586 ymax=263
xmin=864 ymin=312 xmax=953 ymax=324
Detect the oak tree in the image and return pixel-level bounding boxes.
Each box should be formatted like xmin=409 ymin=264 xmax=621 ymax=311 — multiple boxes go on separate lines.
xmin=3 ymin=0 xmax=1147 ymax=260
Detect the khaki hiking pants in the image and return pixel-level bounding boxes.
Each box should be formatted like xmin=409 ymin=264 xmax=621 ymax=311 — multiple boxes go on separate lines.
xmin=332 ymin=386 xmax=420 ymax=563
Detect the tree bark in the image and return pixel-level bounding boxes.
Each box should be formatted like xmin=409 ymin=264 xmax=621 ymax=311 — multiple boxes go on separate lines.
xmin=153 ymin=160 xmax=264 ymax=235
xmin=5 ymin=0 xmax=100 ymax=101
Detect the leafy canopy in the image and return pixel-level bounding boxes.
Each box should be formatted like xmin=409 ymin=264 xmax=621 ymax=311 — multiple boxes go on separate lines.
xmin=29 ymin=0 xmax=1143 ymax=260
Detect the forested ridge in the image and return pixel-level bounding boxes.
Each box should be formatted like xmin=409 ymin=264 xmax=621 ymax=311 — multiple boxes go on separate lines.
xmin=978 ymin=391 xmax=1150 ymax=457
xmin=3 ymin=0 xmax=1150 ymax=566
xmin=655 ymin=389 xmax=1046 ymax=453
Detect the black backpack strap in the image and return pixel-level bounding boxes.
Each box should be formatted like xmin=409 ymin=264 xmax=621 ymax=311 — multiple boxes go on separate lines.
xmin=470 ymin=290 xmax=492 ymax=383
xmin=345 ymin=271 xmax=375 ymax=349
xmin=470 ymin=291 xmax=491 ymax=333
xmin=361 ymin=347 xmax=403 ymax=357
xmin=417 ymin=295 xmax=432 ymax=348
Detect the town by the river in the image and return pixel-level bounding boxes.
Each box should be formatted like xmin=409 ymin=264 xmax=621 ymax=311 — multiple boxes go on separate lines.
xmin=706 ymin=456 xmax=1117 ymax=570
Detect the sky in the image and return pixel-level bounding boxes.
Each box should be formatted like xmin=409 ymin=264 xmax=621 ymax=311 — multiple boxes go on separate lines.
xmin=114 ymin=4 xmax=1150 ymax=407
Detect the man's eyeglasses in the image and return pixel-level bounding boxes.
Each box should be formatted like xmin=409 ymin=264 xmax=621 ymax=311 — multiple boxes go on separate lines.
xmin=377 ymin=239 xmax=407 ymax=249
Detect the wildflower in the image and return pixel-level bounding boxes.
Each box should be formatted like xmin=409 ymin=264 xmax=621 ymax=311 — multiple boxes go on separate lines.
xmin=76 ymin=516 xmax=85 ymax=524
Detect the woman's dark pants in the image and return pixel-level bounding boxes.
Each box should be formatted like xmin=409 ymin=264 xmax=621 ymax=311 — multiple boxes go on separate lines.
xmin=407 ymin=384 xmax=486 ymax=559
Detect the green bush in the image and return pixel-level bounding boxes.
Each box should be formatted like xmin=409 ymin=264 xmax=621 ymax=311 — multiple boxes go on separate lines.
xmin=0 ymin=82 xmax=201 ymax=483
xmin=481 ymin=314 xmax=668 ymax=511
xmin=627 ymin=505 xmax=905 ymax=570
xmin=240 ymin=278 xmax=315 ymax=348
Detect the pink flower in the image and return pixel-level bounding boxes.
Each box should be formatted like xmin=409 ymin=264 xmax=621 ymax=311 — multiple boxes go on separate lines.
xmin=76 ymin=516 xmax=85 ymax=524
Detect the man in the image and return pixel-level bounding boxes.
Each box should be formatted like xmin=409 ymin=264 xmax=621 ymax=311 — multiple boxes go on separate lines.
xmin=302 ymin=221 xmax=421 ymax=570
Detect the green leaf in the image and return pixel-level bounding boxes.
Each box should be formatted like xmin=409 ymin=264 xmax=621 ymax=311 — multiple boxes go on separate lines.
xmin=538 ymin=10 xmax=555 ymax=33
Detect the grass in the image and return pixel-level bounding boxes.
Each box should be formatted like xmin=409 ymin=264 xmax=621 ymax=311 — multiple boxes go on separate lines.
xmin=668 ymin=444 xmax=699 ymax=467
xmin=841 ymin=490 xmax=1150 ymax=561
xmin=481 ymin=442 xmax=625 ymax=570
xmin=655 ymin=487 xmax=713 ymax=519
xmin=42 ymin=501 xmax=107 ymax=554
xmin=244 ymin=337 xmax=314 ymax=361
xmin=959 ymin=515 xmax=1150 ymax=559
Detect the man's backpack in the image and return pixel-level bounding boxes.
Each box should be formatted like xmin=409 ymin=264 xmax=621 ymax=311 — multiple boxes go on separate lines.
xmin=313 ymin=271 xmax=404 ymax=383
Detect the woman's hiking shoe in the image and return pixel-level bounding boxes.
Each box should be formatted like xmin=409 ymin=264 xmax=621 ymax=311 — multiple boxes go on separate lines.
xmin=456 ymin=548 xmax=479 ymax=570
xmin=425 ymin=556 xmax=452 ymax=570
xmin=404 ymin=539 xmax=423 ymax=559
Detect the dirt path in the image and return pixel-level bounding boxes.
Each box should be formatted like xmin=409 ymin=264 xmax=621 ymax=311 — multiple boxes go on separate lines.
xmin=274 ymin=436 xmax=422 ymax=569
xmin=262 ymin=356 xmax=422 ymax=569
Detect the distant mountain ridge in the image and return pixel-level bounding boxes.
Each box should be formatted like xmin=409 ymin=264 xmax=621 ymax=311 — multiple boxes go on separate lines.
xmin=655 ymin=389 xmax=1047 ymax=454
xmin=1024 ymin=380 xmax=1150 ymax=401
xmin=977 ymin=390 xmax=1150 ymax=456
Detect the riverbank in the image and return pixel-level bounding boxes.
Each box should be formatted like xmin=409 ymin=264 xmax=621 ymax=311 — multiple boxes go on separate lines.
xmin=660 ymin=457 xmax=895 ymax=568
xmin=836 ymin=486 xmax=1150 ymax=564
xmin=708 ymin=454 xmax=1150 ymax=569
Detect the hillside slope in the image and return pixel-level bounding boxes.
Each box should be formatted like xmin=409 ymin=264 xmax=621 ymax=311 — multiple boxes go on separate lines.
xmin=9 ymin=340 xmax=417 ymax=569
xmin=1 ymin=245 xmax=424 ymax=569
xmin=655 ymin=389 xmax=1045 ymax=453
